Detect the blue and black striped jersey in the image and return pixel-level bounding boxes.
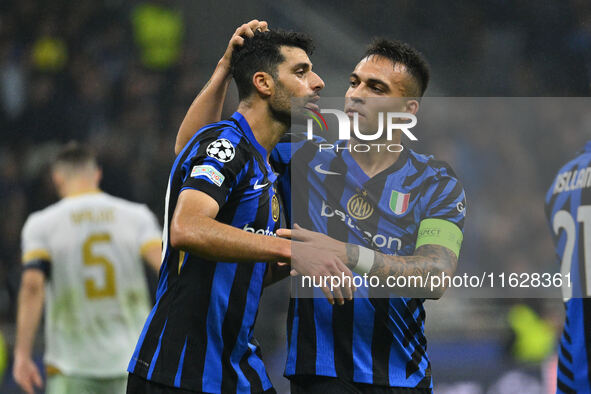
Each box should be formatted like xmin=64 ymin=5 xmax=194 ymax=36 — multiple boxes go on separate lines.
xmin=271 ymin=135 xmax=466 ymax=390
xmin=128 ymin=112 xmax=282 ymax=394
xmin=545 ymin=140 xmax=591 ymax=394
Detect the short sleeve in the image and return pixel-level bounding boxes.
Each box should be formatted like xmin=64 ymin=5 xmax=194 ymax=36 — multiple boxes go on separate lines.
xmin=422 ymin=173 xmax=466 ymax=231
xmin=137 ymin=206 xmax=162 ymax=255
xmin=181 ymin=131 xmax=250 ymax=208
xmin=21 ymin=214 xmax=51 ymax=264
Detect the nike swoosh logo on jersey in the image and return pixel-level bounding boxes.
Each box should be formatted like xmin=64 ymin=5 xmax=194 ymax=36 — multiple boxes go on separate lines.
xmin=253 ymin=180 xmax=269 ymax=190
xmin=314 ymin=164 xmax=341 ymax=175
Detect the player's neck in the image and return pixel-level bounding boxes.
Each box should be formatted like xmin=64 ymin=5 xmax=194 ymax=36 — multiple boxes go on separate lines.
xmin=238 ymin=102 xmax=288 ymax=159
xmin=349 ymin=137 xmax=403 ymax=178
xmin=61 ymin=182 xmax=101 ymax=198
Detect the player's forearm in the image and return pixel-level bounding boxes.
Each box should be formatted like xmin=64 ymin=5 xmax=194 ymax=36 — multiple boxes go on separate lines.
xmin=14 ymin=277 xmax=45 ymax=358
xmin=170 ymin=214 xmax=291 ymax=263
xmin=345 ymin=244 xmax=457 ymax=298
xmin=141 ymin=243 xmax=163 ymax=274
xmin=175 ymin=60 xmax=232 ymax=155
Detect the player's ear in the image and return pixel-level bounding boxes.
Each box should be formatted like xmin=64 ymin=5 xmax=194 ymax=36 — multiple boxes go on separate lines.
xmin=252 ymin=71 xmax=273 ymax=97
xmin=51 ymin=170 xmax=64 ymax=194
xmin=405 ymin=99 xmax=419 ymax=115
xmin=95 ymin=167 xmax=103 ymax=186
xmin=51 ymin=170 xmax=60 ymax=185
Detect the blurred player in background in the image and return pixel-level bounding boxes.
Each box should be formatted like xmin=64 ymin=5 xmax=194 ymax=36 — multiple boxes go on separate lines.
xmin=127 ymin=23 xmax=353 ymax=394
xmin=546 ymin=141 xmax=591 ymax=393
xmin=176 ymin=24 xmax=465 ymax=393
xmin=13 ymin=143 xmax=162 ymax=394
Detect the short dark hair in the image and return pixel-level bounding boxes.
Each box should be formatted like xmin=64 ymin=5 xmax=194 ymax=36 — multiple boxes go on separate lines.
xmin=363 ymin=38 xmax=430 ymax=97
xmin=53 ymin=141 xmax=97 ymax=170
xmin=231 ymin=30 xmax=314 ymax=100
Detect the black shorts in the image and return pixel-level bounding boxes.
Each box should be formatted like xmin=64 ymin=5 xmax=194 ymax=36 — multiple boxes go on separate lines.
xmin=289 ymin=375 xmax=432 ymax=394
xmin=127 ymin=373 xmax=277 ymax=394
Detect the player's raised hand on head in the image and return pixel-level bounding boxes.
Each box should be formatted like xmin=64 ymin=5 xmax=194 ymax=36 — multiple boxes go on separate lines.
xmin=220 ymin=20 xmax=269 ymax=68
xmin=13 ymin=354 xmax=43 ymax=394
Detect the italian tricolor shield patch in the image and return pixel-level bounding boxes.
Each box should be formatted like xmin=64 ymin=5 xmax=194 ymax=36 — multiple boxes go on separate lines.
xmin=389 ymin=190 xmax=410 ymax=215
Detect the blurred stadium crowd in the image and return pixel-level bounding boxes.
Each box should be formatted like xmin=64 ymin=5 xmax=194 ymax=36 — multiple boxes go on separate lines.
xmin=0 ymin=0 xmax=192 ymax=317
xmin=1 ymin=0 xmax=591 ymax=391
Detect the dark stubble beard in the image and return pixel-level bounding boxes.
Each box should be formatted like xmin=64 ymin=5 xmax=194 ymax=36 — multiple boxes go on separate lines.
xmin=268 ymin=79 xmax=293 ymax=128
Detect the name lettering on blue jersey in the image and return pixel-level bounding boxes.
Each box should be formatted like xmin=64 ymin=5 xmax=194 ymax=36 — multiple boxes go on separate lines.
xmin=553 ymin=167 xmax=591 ymax=194
xmin=545 ymin=140 xmax=591 ymax=393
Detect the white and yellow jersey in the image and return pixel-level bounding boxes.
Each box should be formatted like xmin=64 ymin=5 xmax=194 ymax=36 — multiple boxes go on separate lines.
xmin=21 ymin=191 xmax=161 ymax=378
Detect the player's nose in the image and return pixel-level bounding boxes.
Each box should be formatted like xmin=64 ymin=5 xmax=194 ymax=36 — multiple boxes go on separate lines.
xmin=345 ymin=84 xmax=366 ymax=100
xmin=346 ymin=95 xmax=365 ymax=106
xmin=310 ymin=71 xmax=325 ymax=92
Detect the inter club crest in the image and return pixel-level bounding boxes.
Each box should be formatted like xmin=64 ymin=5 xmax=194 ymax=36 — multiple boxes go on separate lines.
xmin=272 ymin=194 xmax=280 ymax=222
xmin=346 ymin=189 xmax=374 ymax=220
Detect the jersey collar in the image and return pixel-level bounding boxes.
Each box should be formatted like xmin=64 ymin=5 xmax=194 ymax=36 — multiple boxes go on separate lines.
xmin=585 ymin=140 xmax=591 ymax=152
xmin=231 ymin=112 xmax=268 ymax=158
xmin=338 ymin=140 xmax=409 ymax=184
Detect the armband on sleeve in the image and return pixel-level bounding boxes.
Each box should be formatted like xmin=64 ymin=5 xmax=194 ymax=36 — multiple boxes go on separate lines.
xmin=415 ymin=218 xmax=463 ymax=258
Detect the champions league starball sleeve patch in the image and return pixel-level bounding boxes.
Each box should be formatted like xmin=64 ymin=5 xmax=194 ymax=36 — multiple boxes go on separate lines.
xmin=206 ymin=139 xmax=235 ymax=163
